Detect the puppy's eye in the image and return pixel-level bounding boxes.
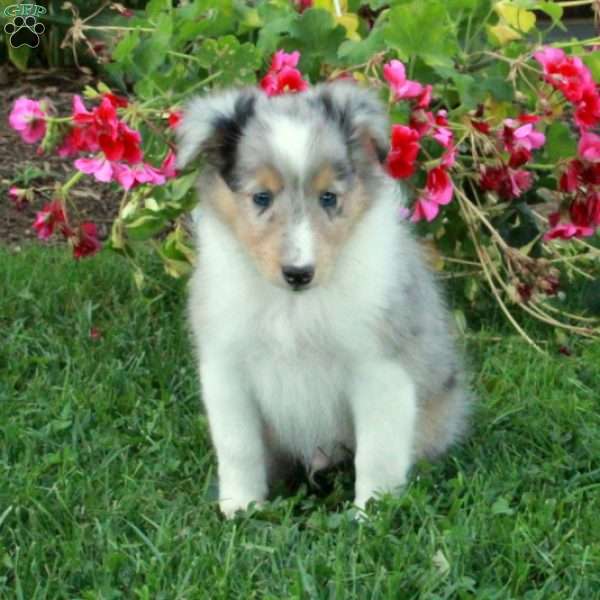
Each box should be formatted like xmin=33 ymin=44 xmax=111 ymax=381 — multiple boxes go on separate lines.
xmin=319 ymin=191 xmax=337 ymax=210
xmin=253 ymin=191 xmax=273 ymax=209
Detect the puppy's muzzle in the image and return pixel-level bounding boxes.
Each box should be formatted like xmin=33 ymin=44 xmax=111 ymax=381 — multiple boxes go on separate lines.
xmin=282 ymin=265 xmax=314 ymax=290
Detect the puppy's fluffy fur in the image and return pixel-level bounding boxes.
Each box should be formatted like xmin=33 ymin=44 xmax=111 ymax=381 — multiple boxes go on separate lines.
xmin=177 ymin=82 xmax=471 ymax=517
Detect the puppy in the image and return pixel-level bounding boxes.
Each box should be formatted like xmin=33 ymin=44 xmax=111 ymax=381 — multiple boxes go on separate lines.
xmin=177 ymin=82 xmax=471 ymax=517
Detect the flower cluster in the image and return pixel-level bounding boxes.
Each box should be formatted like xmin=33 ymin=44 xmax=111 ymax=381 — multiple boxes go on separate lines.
xmin=383 ymin=59 xmax=455 ymax=222
xmin=32 ymin=200 xmax=101 ymax=259
xmin=260 ymin=50 xmax=309 ymax=97
xmin=534 ymin=48 xmax=600 ymax=131
xmin=60 ymin=94 xmax=176 ymax=190
xmin=545 ymin=132 xmax=600 ymax=240
xmin=7 ymin=90 xmax=177 ymax=259
xmin=478 ymin=114 xmax=546 ymax=200
xmin=531 ymin=48 xmax=600 ymax=240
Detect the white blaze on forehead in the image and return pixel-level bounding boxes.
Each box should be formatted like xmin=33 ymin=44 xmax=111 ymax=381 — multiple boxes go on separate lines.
xmin=268 ymin=114 xmax=312 ymax=176
xmin=288 ymin=218 xmax=314 ymax=267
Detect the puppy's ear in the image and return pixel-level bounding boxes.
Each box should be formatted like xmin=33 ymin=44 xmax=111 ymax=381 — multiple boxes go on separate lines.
xmin=176 ymin=89 xmax=258 ymax=182
xmin=313 ymin=81 xmax=389 ymax=164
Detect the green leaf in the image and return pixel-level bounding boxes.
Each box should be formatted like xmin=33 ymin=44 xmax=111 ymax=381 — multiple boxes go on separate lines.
xmin=535 ymin=2 xmax=564 ymax=26
xmin=544 ymin=121 xmax=577 ymax=163
xmin=134 ymin=13 xmax=173 ymax=73
xmin=338 ymin=25 xmax=385 ymax=64
xmin=146 ymin=0 xmax=171 ymax=19
xmin=7 ymin=44 xmax=31 ymax=72
xmin=287 ymin=8 xmax=347 ymax=70
xmin=125 ymin=211 xmax=168 ymax=241
xmin=194 ymin=36 xmax=262 ymax=86
xmin=383 ymin=1 xmax=459 ymax=68
xmin=582 ymin=51 xmax=600 ymax=83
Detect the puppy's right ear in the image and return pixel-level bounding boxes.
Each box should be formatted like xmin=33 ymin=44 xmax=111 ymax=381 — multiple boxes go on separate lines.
xmin=176 ymin=89 xmax=258 ymax=182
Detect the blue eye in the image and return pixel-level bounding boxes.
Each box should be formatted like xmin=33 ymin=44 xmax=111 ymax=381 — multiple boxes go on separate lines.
xmin=253 ymin=191 xmax=273 ymax=209
xmin=319 ymin=191 xmax=337 ymax=210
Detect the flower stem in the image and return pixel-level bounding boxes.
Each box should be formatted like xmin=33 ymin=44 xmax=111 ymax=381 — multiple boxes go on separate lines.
xmin=552 ymin=36 xmax=600 ymax=48
xmin=60 ymin=170 xmax=85 ymax=198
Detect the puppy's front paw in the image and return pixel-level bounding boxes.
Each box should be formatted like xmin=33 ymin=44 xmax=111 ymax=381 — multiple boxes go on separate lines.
xmin=219 ymin=496 xmax=264 ymax=519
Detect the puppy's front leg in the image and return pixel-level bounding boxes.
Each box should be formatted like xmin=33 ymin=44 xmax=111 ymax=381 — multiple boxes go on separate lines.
xmin=201 ymin=360 xmax=268 ymax=518
xmin=351 ymin=361 xmax=417 ymax=510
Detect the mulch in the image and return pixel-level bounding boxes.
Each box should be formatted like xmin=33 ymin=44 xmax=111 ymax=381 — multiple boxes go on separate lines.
xmin=0 ymin=64 xmax=121 ymax=248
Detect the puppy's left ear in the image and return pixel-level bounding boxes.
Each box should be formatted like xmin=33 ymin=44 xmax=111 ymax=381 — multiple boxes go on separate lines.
xmin=176 ymin=88 xmax=258 ymax=172
xmin=313 ymin=81 xmax=389 ymax=164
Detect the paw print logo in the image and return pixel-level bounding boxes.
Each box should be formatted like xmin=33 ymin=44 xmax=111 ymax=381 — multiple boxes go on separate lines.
xmin=4 ymin=15 xmax=45 ymax=48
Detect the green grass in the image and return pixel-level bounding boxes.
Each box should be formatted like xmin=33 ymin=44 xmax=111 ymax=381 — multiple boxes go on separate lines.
xmin=1 ymin=245 xmax=599 ymax=599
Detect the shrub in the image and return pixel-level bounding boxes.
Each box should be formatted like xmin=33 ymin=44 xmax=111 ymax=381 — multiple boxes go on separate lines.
xmin=6 ymin=0 xmax=600 ymax=346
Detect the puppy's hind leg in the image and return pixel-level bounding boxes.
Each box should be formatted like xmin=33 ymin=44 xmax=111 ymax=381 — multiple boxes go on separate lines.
xmin=351 ymin=361 xmax=417 ymax=510
xmin=201 ymin=360 xmax=269 ymax=518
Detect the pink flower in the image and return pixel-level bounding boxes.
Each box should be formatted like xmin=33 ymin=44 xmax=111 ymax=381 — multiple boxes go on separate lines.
xmin=383 ymin=60 xmax=423 ymax=101
xmin=270 ymin=50 xmax=300 ymax=71
xmin=8 ymin=97 xmax=47 ymax=144
xmin=386 ymin=125 xmax=421 ymax=179
xmin=32 ymin=200 xmax=67 ymax=240
xmin=112 ymin=162 xmax=166 ymax=190
xmin=72 ymin=222 xmax=101 ymax=259
xmin=74 ymin=157 xmax=114 ymax=182
xmin=432 ymin=110 xmax=453 ymax=148
xmin=533 ymin=47 xmax=593 ymax=103
xmin=416 ymin=84 xmax=432 ymax=109
xmin=502 ymin=119 xmax=545 ymax=153
xmin=578 ymin=131 xmax=600 ymax=161
xmin=411 ymin=166 xmax=453 ymax=222
xmin=8 ymin=186 xmax=32 ymax=210
xmin=160 ymin=149 xmax=177 ymax=179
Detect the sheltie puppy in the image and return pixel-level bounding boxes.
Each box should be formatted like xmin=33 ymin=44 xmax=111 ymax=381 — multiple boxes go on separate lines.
xmin=177 ymin=81 xmax=471 ymax=517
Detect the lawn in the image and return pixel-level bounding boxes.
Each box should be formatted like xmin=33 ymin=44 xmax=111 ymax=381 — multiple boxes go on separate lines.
xmin=1 ymin=245 xmax=599 ymax=599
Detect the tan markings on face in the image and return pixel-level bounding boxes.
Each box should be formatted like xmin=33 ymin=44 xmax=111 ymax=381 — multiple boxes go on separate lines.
xmin=207 ymin=174 xmax=286 ymax=285
xmin=255 ymin=166 xmax=283 ymax=195
xmin=311 ymin=164 xmax=336 ymax=195
xmin=311 ymin=176 xmax=373 ymax=284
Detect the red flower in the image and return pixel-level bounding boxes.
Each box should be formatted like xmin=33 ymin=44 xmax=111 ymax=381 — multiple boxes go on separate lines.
xmin=544 ymin=211 xmax=594 ymax=240
xmin=294 ymin=0 xmax=313 ymax=12
xmin=574 ymin=86 xmax=600 ymax=130
xmin=260 ymin=50 xmax=309 ymax=96
xmin=167 ymin=111 xmax=183 ymax=129
xmin=479 ymin=165 xmax=532 ymax=199
xmin=559 ymin=159 xmax=584 ymax=192
xmin=409 ymin=109 xmax=434 ymax=137
xmin=72 ymin=222 xmax=102 ymax=259
xmin=570 ymin=192 xmax=600 ymax=228
xmin=386 ymin=125 xmax=421 ymax=179
xmin=32 ymin=201 xmax=67 ymax=240
xmin=471 ymin=120 xmax=491 ymax=134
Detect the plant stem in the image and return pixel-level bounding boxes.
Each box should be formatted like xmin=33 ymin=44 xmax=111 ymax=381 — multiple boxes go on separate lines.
xmin=60 ymin=170 xmax=85 ymax=198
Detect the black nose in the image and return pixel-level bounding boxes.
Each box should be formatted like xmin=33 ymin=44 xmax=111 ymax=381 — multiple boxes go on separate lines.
xmin=282 ymin=265 xmax=314 ymax=289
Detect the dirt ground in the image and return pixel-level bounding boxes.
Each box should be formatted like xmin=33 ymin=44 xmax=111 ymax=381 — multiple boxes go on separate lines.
xmin=0 ymin=65 xmax=120 ymax=247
